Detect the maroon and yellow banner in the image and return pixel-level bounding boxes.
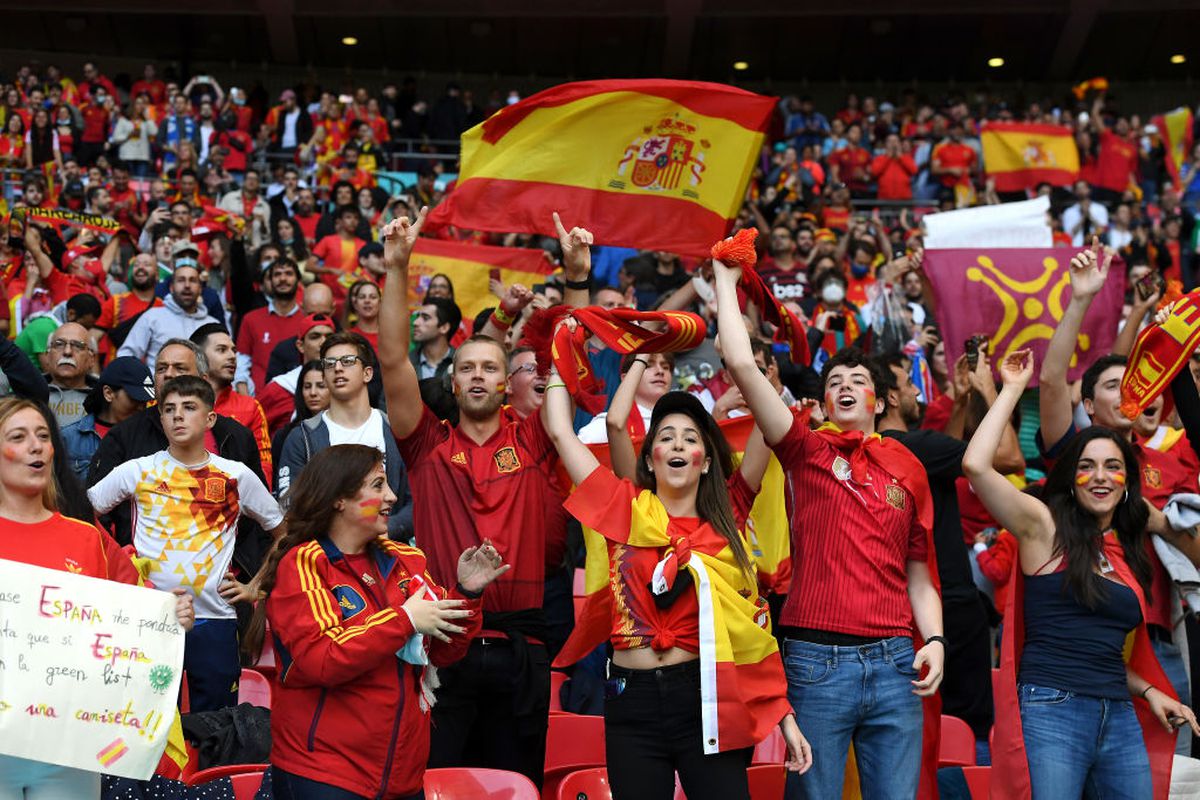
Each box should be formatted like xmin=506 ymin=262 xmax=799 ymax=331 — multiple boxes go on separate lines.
xmin=426 ymin=80 xmax=776 ymax=257
xmin=407 ymin=239 xmax=555 ymax=321
xmin=924 ymin=249 xmax=1125 ymax=387
xmin=1121 ymin=290 xmax=1200 ymax=419
xmin=1152 ymin=107 xmax=1194 ymax=191
xmin=981 ymin=122 xmax=1079 ymax=193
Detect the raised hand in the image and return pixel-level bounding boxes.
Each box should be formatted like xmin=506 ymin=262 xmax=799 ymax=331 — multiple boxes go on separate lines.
xmin=1068 ymin=235 xmax=1114 ymax=301
xmin=381 ymin=205 xmax=429 ymax=272
xmin=403 ymin=595 xmax=470 ymax=644
xmin=552 ymin=211 xmax=594 ymax=280
xmin=999 ymin=349 xmax=1034 ymax=389
xmin=500 ymin=284 xmax=534 ymax=317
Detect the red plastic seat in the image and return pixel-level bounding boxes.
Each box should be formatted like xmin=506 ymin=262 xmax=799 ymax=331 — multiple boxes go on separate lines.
xmin=938 ymin=714 xmax=976 ymax=767
xmin=549 ymin=671 xmax=569 ymax=713
xmin=425 ymin=767 xmax=539 ymax=799
xmin=238 ymin=667 xmax=272 ymax=709
xmin=186 ymin=763 xmax=270 ymax=786
xmin=230 ymin=771 xmax=266 ymax=800
xmin=557 ymin=767 xmax=611 ymax=800
xmin=962 ymin=765 xmax=991 ymax=799
xmin=543 ymin=715 xmax=606 ymax=800
xmin=746 ymin=764 xmax=785 ymax=800
xmin=751 ymin=727 xmax=785 ymax=764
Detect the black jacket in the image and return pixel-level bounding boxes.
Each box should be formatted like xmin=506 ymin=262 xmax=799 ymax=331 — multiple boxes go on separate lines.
xmin=86 ymin=408 xmax=272 ymax=575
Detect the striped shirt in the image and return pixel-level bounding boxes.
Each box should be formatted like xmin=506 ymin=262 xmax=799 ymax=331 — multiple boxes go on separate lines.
xmin=772 ymin=415 xmax=927 ymax=638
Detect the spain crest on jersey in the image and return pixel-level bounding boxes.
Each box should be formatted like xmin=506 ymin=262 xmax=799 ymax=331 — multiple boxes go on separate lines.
xmin=614 ymin=115 xmax=708 ymax=198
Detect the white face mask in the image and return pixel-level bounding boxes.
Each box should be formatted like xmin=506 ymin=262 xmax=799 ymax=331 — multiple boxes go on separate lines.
xmin=821 ymin=282 xmax=845 ymax=305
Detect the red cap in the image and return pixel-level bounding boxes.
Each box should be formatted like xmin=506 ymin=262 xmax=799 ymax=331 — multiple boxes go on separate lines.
xmin=301 ymin=313 xmax=336 ymax=339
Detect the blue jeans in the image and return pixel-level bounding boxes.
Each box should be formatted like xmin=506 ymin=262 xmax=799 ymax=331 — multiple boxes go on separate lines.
xmin=783 ymin=637 xmax=923 ymax=800
xmin=1151 ymin=637 xmax=1193 ymax=755
xmin=1019 ymin=683 xmax=1152 ymax=799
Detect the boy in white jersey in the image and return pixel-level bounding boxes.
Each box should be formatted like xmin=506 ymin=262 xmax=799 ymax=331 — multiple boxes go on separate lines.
xmin=88 ymin=375 xmax=284 ymax=711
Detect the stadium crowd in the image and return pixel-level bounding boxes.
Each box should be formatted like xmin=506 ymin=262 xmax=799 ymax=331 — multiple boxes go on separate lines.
xmin=1 ymin=59 xmax=1200 ymax=799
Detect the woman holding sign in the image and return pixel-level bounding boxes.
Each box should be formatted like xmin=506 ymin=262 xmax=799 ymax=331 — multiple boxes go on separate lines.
xmin=0 ymin=397 xmax=195 ymax=799
xmin=251 ymin=444 xmax=509 ymax=800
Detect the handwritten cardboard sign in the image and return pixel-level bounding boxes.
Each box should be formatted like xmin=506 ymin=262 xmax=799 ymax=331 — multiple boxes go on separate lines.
xmin=0 ymin=558 xmax=185 ymax=779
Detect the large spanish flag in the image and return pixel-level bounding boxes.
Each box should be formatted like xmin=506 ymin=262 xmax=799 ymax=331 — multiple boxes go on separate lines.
xmin=981 ymin=122 xmax=1079 ymax=192
xmin=407 ymin=239 xmax=555 ymax=320
xmin=427 ymin=80 xmax=776 ymax=257
xmin=1152 ymin=107 xmax=1194 ymax=191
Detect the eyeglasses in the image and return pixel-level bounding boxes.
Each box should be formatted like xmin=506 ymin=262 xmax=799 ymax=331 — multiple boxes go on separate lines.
xmin=49 ymin=339 xmax=89 ymax=352
xmin=509 ymin=363 xmax=537 ymax=376
xmin=322 ymin=355 xmax=364 ymax=370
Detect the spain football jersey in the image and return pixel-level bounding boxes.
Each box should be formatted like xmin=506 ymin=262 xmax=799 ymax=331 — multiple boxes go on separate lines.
xmin=87 ymin=450 xmax=283 ymax=619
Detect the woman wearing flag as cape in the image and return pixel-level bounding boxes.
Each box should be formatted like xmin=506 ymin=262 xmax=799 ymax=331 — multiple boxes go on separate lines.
xmin=963 ymin=348 xmax=1198 ymax=799
xmin=542 ymin=342 xmax=810 ymax=799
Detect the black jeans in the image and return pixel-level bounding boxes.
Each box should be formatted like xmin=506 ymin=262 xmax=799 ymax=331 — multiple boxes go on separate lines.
xmin=428 ymin=638 xmax=550 ymax=789
xmin=271 ymin=766 xmax=425 ymax=800
xmin=605 ymin=660 xmax=752 ymax=800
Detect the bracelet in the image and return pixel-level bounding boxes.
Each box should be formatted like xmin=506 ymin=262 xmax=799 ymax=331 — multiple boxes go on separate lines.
xmin=1141 ymin=684 xmax=1156 ymax=700
xmin=632 ymin=357 xmax=649 ymax=367
xmin=492 ymin=306 xmax=515 ymax=325
xmin=564 ymin=276 xmax=591 ymax=290
xmin=545 ymin=382 xmax=568 ymax=391
xmin=489 ymin=312 xmax=512 ymax=331
xmin=925 ymin=635 xmax=949 ymax=649
xmin=455 ymin=582 xmax=483 ymax=600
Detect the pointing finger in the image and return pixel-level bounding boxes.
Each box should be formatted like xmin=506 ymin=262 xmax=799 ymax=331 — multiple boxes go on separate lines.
xmin=552 ymin=211 xmax=568 ymax=238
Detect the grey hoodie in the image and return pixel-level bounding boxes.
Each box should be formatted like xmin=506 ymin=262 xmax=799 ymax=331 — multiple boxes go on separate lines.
xmin=117 ymin=294 xmax=217 ymax=369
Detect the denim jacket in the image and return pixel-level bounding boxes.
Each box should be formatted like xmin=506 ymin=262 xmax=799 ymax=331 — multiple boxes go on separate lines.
xmin=60 ymin=413 xmax=101 ymax=482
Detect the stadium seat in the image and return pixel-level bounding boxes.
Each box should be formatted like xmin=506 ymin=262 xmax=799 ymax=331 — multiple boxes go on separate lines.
xmin=938 ymin=714 xmax=976 ymax=767
xmin=550 ymin=670 xmax=569 ymax=713
xmin=557 ymin=767 xmax=612 ymax=800
xmin=961 ymin=765 xmax=991 ymax=799
xmin=425 ymin=767 xmax=539 ymax=799
xmin=751 ymin=727 xmax=785 ymax=764
xmin=186 ymin=763 xmax=270 ymax=786
xmin=746 ymin=764 xmax=786 ymax=800
xmin=229 ymin=771 xmax=266 ymax=800
xmin=238 ymin=667 xmax=272 ymax=708
xmin=543 ymin=714 xmax=606 ymax=800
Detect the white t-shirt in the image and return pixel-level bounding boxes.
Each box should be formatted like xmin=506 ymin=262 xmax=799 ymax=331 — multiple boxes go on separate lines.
xmin=324 ymin=408 xmax=387 ymax=454
xmin=576 ymin=403 xmax=652 ymax=444
xmin=87 ymin=450 xmax=283 ymax=619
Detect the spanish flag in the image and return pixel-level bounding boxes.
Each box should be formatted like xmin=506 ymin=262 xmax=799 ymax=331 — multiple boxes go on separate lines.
xmin=407 ymin=239 xmax=555 ymax=321
xmin=427 ymin=80 xmax=776 ymax=257
xmin=1152 ymin=107 xmax=1194 ymax=191
xmin=981 ymin=122 xmax=1079 ymax=192
xmin=560 ymin=464 xmax=793 ymax=754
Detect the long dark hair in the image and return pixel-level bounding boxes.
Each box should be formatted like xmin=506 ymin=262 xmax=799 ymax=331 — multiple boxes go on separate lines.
xmin=1043 ymin=426 xmax=1152 ymax=608
xmin=634 ymin=409 xmax=754 ymax=579
xmin=245 ymin=444 xmax=384 ymax=660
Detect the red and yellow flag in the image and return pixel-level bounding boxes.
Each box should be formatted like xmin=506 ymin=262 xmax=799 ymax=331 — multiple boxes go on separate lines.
xmin=427 ymin=80 xmax=776 ymax=257
xmin=1152 ymin=107 xmax=1194 ymax=191
xmin=981 ymin=122 xmax=1079 ymax=192
xmin=407 ymin=239 xmax=554 ymax=321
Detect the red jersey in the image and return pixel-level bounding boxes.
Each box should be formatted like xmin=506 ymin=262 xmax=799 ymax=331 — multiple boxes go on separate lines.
xmin=108 ymin=184 xmax=145 ymax=237
xmin=79 ymin=103 xmax=109 ymax=144
xmin=871 ymin=153 xmax=917 ymax=200
xmin=1134 ymin=435 xmax=1199 ymax=629
xmin=0 ymin=512 xmax=139 ymax=585
xmin=932 ymin=142 xmax=976 ymax=187
xmin=823 ymin=205 xmax=851 ymax=233
xmin=294 ymin=212 xmax=320 ymax=245
xmin=236 ymin=304 xmax=309 ymax=390
xmin=395 ymin=406 xmax=557 ymax=612
xmin=130 ymin=79 xmax=166 ymax=106
xmin=97 ymin=291 xmax=159 ymax=330
xmin=312 ymin=235 xmax=365 ymax=275
xmin=213 ymin=386 xmax=273 ymax=488
xmin=1095 ymin=130 xmax=1138 ymax=194
xmin=771 ymin=415 xmax=928 ymax=637
xmin=267 ymin=537 xmax=480 ymax=798
xmin=829 ymin=146 xmax=872 ymax=192
xmin=43 ymin=266 xmax=107 ymax=305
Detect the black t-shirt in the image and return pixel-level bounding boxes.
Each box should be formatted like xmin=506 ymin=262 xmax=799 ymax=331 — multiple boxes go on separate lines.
xmin=880 ymin=428 xmax=976 ymax=603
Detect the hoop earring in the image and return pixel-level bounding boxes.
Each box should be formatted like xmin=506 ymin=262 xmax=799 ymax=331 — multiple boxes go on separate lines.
xmin=1123 ymin=489 xmax=1129 ymax=503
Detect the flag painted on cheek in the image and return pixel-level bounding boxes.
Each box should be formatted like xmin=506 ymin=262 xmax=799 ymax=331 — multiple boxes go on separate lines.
xmin=427 ymin=80 xmax=776 ymax=257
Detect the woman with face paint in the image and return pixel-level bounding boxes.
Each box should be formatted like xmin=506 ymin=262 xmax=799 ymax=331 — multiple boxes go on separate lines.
xmin=249 ymin=444 xmax=509 ymax=800
xmin=0 ymin=396 xmax=195 ymax=798
xmin=543 ymin=363 xmax=811 ymax=800
xmin=964 ymin=350 xmax=1198 ymax=799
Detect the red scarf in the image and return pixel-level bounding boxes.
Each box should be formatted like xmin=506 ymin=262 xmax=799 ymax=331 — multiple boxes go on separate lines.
xmin=526 ymin=306 xmax=706 ymax=414
xmin=992 ymin=534 xmax=1175 ymax=799
xmin=711 ymin=228 xmax=811 ymax=364
xmin=813 ymin=423 xmax=942 ymax=800
xmin=1121 ymin=287 xmax=1198 ymax=420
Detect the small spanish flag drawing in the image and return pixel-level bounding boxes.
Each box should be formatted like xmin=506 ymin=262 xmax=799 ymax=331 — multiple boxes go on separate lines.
xmin=407 ymin=240 xmax=555 ymax=321
xmin=427 ymin=79 xmax=776 ymax=257
xmin=97 ymin=737 xmax=129 ymax=767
